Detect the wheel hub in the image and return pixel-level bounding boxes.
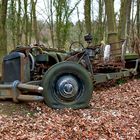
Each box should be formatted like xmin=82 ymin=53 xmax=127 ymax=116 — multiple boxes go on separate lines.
xmin=63 ymin=83 xmax=74 ymax=94
xmin=56 ymin=75 xmax=79 ymax=99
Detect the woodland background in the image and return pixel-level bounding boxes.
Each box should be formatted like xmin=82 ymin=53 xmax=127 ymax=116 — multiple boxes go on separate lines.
xmin=0 ymin=0 xmax=140 ymax=53
xmin=0 ymin=1 xmax=140 ymax=139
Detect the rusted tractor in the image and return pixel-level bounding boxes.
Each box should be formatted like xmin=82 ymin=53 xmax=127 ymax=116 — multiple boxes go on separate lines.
xmin=0 ymin=34 xmax=140 ymax=109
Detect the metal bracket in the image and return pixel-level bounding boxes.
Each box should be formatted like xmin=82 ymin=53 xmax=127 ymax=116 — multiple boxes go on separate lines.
xmin=12 ymin=80 xmax=20 ymax=102
xmin=0 ymin=80 xmax=44 ymax=102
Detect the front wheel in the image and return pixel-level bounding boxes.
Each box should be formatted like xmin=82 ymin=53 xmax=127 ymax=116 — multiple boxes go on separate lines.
xmin=42 ymin=61 xmax=93 ymax=109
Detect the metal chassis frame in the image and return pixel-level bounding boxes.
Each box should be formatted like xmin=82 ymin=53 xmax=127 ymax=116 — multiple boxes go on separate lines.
xmin=0 ymin=52 xmax=139 ymax=103
xmin=0 ymin=80 xmax=44 ymax=102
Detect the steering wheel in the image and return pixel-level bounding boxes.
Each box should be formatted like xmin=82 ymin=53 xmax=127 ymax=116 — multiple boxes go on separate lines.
xmin=69 ymin=42 xmax=85 ymax=53
xmin=31 ymin=47 xmax=43 ymax=56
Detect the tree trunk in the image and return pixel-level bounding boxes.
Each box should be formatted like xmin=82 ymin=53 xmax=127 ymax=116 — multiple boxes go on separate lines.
xmin=0 ymin=0 xmax=8 ymax=53
xmin=126 ymin=0 xmax=132 ymax=52
xmin=29 ymin=0 xmax=33 ymax=44
xmin=0 ymin=0 xmax=8 ymax=72
xmin=104 ymin=0 xmax=120 ymax=59
xmin=131 ymin=0 xmax=135 ymax=39
xmin=137 ymin=0 xmax=140 ymax=37
xmin=9 ymin=0 xmax=16 ymax=48
xmin=77 ymin=7 xmax=83 ymax=43
xmin=54 ymin=0 xmax=80 ymax=49
xmin=54 ymin=0 xmax=63 ymax=49
xmin=32 ymin=0 xmax=39 ymax=44
xmin=17 ymin=0 xmax=22 ymax=45
xmin=24 ymin=0 xmax=29 ymax=45
xmin=84 ymin=0 xmax=91 ymax=34
xmin=49 ymin=0 xmax=55 ymax=48
xmin=126 ymin=0 xmax=132 ymax=38
xmin=98 ymin=0 xmax=104 ymax=41
xmin=118 ymin=0 xmax=128 ymax=40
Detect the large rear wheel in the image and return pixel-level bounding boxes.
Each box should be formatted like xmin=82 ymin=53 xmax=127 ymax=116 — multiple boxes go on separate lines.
xmin=42 ymin=61 xmax=93 ymax=109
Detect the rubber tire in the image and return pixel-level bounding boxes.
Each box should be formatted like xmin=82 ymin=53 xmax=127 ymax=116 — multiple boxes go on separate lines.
xmin=42 ymin=61 xmax=93 ymax=109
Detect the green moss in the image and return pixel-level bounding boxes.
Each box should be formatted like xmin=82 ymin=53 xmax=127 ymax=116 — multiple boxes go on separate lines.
xmin=116 ymin=79 xmax=126 ymax=85
xmin=124 ymin=53 xmax=139 ymax=60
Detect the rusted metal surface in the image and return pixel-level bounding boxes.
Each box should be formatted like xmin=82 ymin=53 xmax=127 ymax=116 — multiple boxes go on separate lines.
xmin=17 ymin=95 xmax=44 ymax=101
xmin=0 ymin=89 xmax=13 ymax=99
xmin=18 ymin=83 xmax=43 ymax=93
xmin=93 ymin=69 xmax=134 ymax=84
xmin=0 ymin=36 xmax=140 ymax=107
xmin=93 ymin=61 xmax=125 ymax=73
xmin=0 ymin=80 xmax=44 ymax=102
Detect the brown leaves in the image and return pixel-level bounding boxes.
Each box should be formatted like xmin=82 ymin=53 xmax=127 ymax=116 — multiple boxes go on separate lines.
xmin=0 ymin=79 xmax=140 ymax=139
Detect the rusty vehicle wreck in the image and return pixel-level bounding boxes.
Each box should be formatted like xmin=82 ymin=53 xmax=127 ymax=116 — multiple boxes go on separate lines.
xmin=0 ymin=34 xmax=140 ymax=109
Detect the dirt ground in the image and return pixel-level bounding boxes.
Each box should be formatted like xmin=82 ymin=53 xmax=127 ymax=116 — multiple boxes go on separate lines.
xmin=0 ymin=79 xmax=140 ymax=140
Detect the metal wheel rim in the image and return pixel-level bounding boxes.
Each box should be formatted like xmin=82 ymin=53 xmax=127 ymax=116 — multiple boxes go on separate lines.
xmin=54 ymin=75 xmax=82 ymax=102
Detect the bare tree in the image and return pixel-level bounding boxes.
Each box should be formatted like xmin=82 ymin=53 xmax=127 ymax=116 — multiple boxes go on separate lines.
xmin=125 ymin=0 xmax=132 ymax=51
xmin=118 ymin=0 xmax=128 ymax=40
xmin=98 ymin=0 xmax=104 ymax=41
xmin=31 ymin=0 xmax=39 ymax=44
xmin=54 ymin=0 xmax=81 ymax=49
xmin=9 ymin=0 xmax=16 ymax=48
xmin=137 ymin=0 xmax=140 ymax=37
xmin=76 ymin=7 xmax=84 ymax=43
xmin=24 ymin=0 xmax=29 ymax=45
xmin=84 ymin=0 xmax=91 ymax=34
xmin=104 ymin=0 xmax=120 ymax=59
xmin=131 ymin=0 xmax=137 ymax=38
xmin=0 ymin=0 xmax=8 ymax=52
xmin=17 ymin=0 xmax=22 ymax=45
xmin=126 ymin=0 xmax=132 ymax=38
xmin=48 ymin=0 xmax=55 ymax=48
xmin=0 ymin=0 xmax=8 ymax=71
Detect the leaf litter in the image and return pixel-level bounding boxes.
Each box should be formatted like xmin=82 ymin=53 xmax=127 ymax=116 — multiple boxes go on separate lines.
xmin=0 ymin=79 xmax=140 ymax=140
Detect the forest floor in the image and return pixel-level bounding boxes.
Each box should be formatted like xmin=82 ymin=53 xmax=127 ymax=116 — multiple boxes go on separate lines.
xmin=0 ymin=79 xmax=140 ymax=140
